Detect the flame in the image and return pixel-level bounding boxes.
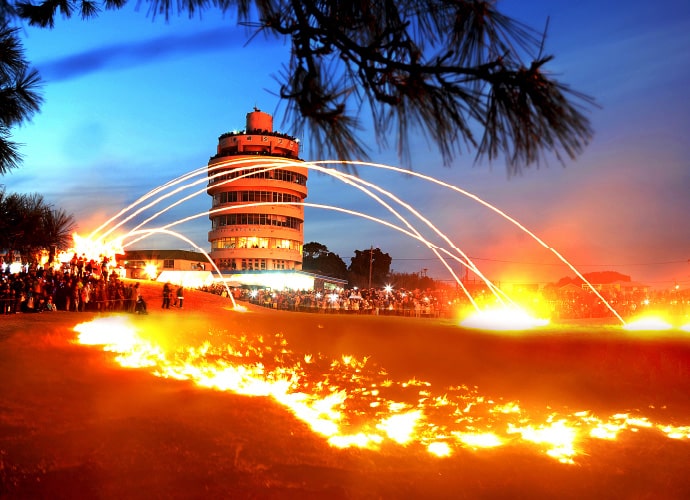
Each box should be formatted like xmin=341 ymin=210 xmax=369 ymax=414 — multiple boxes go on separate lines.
xmin=508 ymin=420 xmax=578 ymax=464
xmin=73 ymin=316 xmax=690 ymax=464
xmin=658 ymin=425 xmax=690 ymax=439
xmin=453 ymin=432 xmax=503 ymax=449
xmin=53 ymin=232 xmax=124 ymax=275
xmin=427 ymin=441 xmax=452 ymax=457
xmin=377 ymin=410 xmax=422 ymax=444
xmin=75 ymin=315 xmax=137 ymax=347
xmin=72 ymin=232 xmax=124 ymax=259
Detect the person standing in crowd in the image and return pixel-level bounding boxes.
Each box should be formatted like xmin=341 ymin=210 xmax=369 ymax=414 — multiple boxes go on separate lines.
xmin=124 ymin=283 xmax=135 ymax=312
xmin=162 ymin=282 xmax=171 ymax=309
xmin=176 ymin=285 xmax=184 ymax=309
xmin=134 ymin=283 xmax=148 ymax=314
xmin=71 ymin=278 xmax=81 ymax=312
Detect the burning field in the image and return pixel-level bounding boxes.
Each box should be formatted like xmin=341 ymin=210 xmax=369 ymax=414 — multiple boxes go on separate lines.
xmin=1 ymin=282 xmax=689 ymax=498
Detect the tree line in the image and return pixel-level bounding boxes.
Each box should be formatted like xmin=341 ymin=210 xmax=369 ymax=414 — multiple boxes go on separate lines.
xmin=302 ymin=241 xmax=437 ymax=290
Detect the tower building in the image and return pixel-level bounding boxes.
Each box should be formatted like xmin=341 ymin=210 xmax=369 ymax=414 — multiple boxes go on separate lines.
xmin=207 ymin=108 xmax=308 ymax=274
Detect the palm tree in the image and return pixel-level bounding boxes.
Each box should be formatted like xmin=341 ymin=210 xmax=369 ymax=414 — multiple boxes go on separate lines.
xmin=14 ymin=0 xmax=595 ymax=176
xmin=1 ymin=191 xmax=45 ymax=265
xmin=41 ymin=205 xmax=76 ymax=265
xmin=0 ymin=23 xmax=43 ymax=175
xmin=0 ymin=188 xmax=26 ymax=263
xmin=0 ymin=189 xmax=75 ymax=265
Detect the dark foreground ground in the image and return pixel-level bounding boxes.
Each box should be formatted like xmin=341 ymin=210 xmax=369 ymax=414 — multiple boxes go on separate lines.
xmin=1 ymin=282 xmax=689 ymax=499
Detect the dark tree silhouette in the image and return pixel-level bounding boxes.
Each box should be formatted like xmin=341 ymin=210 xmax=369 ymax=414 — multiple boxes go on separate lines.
xmin=0 ymin=189 xmax=76 ymax=264
xmin=302 ymin=241 xmax=329 ymax=260
xmin=0 ymin=23 xmax=43 ymax=175
xmin=348 ymin=247 xmax=392 ymax=288
xmin=41 ymin=205 xmax=75 ymax=264
xmin=11 ymin=0 xmax=595 ymax=175
xmin=302 ymin=241 xmax=348 ymax=279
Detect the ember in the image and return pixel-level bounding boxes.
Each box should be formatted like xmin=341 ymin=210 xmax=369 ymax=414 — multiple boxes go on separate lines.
xmin=74 ymin=315 xmax=690 ymax=464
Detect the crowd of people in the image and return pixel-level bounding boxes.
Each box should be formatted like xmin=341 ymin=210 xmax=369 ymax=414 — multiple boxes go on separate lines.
xmin=0 ymin=269 xmax=189 ymax=316
xmin=3 ymin=259 xmax=688 ymax=322
xmin=241 ymin=287 xmax=453 ymax=317
xmin=202 ymin=283 xmax=690 ymax=321
xmin=202 ymin=284 xmax=492 ymax=318
xmin=1 ymin=267 xmax=139 ymax=315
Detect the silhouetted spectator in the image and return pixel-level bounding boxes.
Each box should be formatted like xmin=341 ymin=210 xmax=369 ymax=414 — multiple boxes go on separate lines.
xmin=162 ymin=282 xmax=171 ymax=309
xmin=176 ymin=286 xmax=184 ymax=309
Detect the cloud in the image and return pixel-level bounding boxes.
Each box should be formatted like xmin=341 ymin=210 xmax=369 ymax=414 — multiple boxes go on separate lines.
xmin=35 ymin=26 xmax=250 ymax=83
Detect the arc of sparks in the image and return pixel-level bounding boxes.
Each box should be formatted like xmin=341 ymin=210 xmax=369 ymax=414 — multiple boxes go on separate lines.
xmin=118 ymin=160 xmax=507 ymax=309
xmin=92 ymin=156 xmax=624 ymax=324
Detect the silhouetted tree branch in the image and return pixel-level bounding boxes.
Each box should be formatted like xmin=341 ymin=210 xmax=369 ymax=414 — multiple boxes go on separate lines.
xmin=0 ymin=23 xmax=43 ymax=175
xmin=8 ymin=0 xmax=596 ymax=175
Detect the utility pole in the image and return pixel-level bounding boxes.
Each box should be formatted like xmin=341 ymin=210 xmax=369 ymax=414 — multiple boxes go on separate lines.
xmin=368 ymin=245 xmax=373 ymax=289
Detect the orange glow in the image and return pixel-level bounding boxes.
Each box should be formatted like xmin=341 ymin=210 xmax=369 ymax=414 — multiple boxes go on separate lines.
xmin=657 ymin=424 xmax=690 ymax=439
xmin=579 ymin=412 xmax=652 ymax=440
xmin=55 ymin=232 xmax=124 ymax=268
xmin=453 ymin=432 xmax=503 ymax=449
xmin=73 ymin=316 xmax=690 ymax=464
xmin=143 ymin=263 xmax=159 ymax=280
xmin=377 ymin=410 xmax=423 ymax=444
xmin=507 ymin=420 xmax=578 ymax=464
xmin=491 ymin=401 xmax=522 ymax=414
xmin=427 ymin=441 xmax=452 ymax=457
xmin=329 ymin=432 xmax=383 ymax=449
xmin=460 ymin=306 xmax=549 ymax=331
xmin=624 ymin=316 xmax=673 ymax=331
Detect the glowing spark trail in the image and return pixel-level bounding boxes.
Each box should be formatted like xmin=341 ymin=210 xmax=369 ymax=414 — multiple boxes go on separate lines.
xmin=314 ymin=160 xmax=627 ymax=324
xmin=125 ymin=199 xmax=543 ymax=322
xmin=83 ymin=157 xmax=627 ymax=324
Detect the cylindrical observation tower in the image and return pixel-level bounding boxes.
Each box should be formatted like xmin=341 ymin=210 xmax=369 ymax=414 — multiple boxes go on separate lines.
xmin=207 ymin=108 xmax=308 ymax=272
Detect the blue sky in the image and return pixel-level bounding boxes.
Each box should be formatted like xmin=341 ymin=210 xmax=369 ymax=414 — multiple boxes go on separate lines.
xmin=5 ymin=1 xmax=690 ymax=288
